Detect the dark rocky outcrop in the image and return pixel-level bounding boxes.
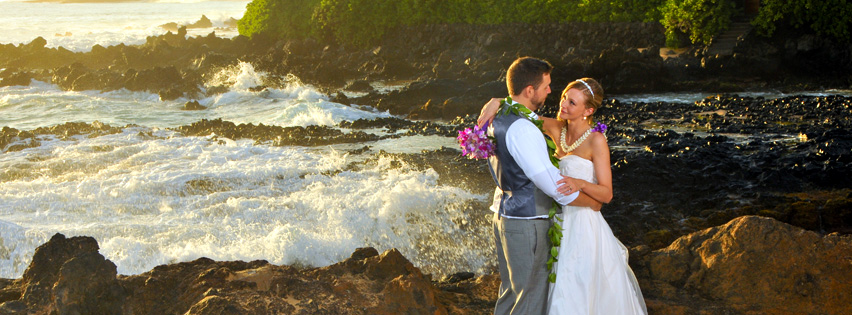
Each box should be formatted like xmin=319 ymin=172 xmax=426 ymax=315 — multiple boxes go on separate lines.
xmin=634 ymin=215 xmax=852 ymax=314
xmin=187 ymin=15 xmax=213 ymax=29
xmin=1 ymin=22 xmax=848 ymax=121
xmin=161 ymin=15 xmax=215 ymax=33
xmin=52 ymin=251 xmax=126 ymax=314
xmin=8 ymin=234 xmax=125 ymax=314
xmin=1 ymin=216 xmax=849 ymax=314
xmin=0 ymin=121 xmax=123 ymax=154
xmin=0 ymin=233 xmax=494 ymax=314
xmin=173 ymin=118 xmax=388 ymax=146
xmin=182 ymin=100 xmax=207 ymax=110
xmin=0 ymin=68 xmax=33 ymax=87
xmin=19 ymin=234 xmax=100 ymax=309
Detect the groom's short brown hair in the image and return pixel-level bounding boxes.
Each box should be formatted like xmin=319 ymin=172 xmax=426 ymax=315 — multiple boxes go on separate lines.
xmin=506 ymin=57 xmax=553 ymax=96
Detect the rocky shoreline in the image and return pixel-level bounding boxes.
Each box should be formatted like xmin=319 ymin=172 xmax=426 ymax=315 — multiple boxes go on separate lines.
xmin=2 ymin=22 xmax=850 ymax=121
xmin=1 ymin=216 xmax=850 ymax=314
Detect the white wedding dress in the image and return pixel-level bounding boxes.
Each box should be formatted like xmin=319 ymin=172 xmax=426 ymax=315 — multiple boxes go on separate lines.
xmin=547 ymin=155 xmax=647 ymax=314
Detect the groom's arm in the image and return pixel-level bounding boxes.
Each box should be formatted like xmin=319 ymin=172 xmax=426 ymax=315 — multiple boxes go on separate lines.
xmin=506 ymin=121 xmax=579 ymax=206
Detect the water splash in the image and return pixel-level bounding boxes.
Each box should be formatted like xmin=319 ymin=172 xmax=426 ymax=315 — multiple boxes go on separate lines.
xmin=0 ymin=129 xmax=492 ymax=278
xmin=207 ymin=61 xmax=267 ymax=92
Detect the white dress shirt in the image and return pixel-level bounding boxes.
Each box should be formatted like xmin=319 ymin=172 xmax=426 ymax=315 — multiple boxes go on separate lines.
xmin=489 ymin=107 xmax=579 ymax=218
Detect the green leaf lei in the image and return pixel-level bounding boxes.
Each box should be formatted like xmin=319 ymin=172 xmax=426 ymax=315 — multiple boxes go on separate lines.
xmin=499 ymin=97 xmax=564 ymax=283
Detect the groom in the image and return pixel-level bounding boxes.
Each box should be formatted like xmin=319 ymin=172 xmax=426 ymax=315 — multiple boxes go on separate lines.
xmin=487 ymin=57 xmax=601 ymax=315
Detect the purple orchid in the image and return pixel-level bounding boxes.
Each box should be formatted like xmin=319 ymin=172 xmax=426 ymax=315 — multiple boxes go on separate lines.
xmin=457 ymin=124 xmax=495 ymax=159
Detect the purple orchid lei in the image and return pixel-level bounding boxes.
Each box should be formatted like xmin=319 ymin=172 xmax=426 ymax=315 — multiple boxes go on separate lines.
xmin=592 ymin=122 xmax=607 ymax=134
xmin=457 ymin=123 xmax=495 ymax=159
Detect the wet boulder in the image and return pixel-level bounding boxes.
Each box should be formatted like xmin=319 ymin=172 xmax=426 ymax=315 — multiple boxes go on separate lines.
xmin=0 ymin=69 xmax=33 ymax=87
xmin=182 ymin=100 xmax=207 ymax=110
xmin=16 ymin=234 xmax=102 ymax=309
xmin=53 ymin=252 xmax=127 ymax=314
xmin=187 ymin=15 xmax=213 ymax=29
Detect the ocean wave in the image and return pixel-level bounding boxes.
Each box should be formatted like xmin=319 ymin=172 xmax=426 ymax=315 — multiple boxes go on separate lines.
xmin=0 ymin=67 xmax=394 ymax=130
xmin=0 ymin=130 xmax=489 ymax=278
xmin=0 ymin=220 xmax=51 ymax=278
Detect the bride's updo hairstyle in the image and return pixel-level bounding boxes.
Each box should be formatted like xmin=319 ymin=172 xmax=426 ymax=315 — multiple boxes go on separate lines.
xmin=563 ymin=78 xmax=604 ymax=125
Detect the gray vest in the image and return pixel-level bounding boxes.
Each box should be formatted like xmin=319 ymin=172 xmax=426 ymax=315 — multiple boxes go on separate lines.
xmin=487 ymin=107 xmax=554 ymax=218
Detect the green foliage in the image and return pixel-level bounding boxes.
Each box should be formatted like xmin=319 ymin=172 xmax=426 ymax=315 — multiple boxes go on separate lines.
xmin=660 ymin=0 xmax=736 ymax=47
xmin=238 ymin=0 xmax=322 ymax=40
xmin=313 ymin=0 xmax=437 ymax=47
xmin=575 ymin=0 xmax=665 ymax=23
xmin=239 ymin=0 xmax=668 ymax=47
xmin=752 ymin=0 xmax=852 ymax=42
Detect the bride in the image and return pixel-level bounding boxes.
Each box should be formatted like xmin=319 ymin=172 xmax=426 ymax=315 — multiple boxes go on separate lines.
xmin=479 ymin=78 xmax=646 ymax=314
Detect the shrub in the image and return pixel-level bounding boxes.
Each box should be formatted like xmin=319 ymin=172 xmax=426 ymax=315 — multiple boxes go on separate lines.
xmin=240 ymin=0 xmax=669 ymax=47
xmin=579 ymin=0 xmax=665 ymax=23
xmin=238 ymin=0 xmax=322 ymax=40
xmin=752 ymin=0 xmax=852 ymax=42
xmin=660 ymin=0 xmax=736 ymax=47
xmin=311 ymin=0 xmax=428 ymax=47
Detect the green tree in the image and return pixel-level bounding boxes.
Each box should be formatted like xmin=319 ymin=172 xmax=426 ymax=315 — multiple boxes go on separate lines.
xmin=312 ymin=0 xmax=418 ymax=47
xmin=238 ymin=0 xmax=322 ymax=40
xmin=239 ymin=0 xmax=671 ymax=47
xmin=752 ymin=0 xmax=852 ymax=42
xmin=660 ymin=0 xmax=736 ymax=47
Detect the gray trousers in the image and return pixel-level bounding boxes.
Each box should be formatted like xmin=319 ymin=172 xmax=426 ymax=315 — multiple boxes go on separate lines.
xmin=493 ymin=212 xmax=551 ymax=315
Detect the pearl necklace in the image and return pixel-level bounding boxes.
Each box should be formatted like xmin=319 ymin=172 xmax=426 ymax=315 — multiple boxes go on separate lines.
xmin=560 ymin=126 xmax=593 ymax=153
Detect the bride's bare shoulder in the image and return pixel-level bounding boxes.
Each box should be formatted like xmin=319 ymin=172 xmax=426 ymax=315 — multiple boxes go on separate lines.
xmin=589 ymin=132 xmax=609 ymax=149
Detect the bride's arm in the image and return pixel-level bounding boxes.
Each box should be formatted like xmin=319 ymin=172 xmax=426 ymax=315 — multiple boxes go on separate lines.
xmin=541 ymin=116 xmax=561 ymax=139
xmin=477 ymin=97 xmax=560 ymax=128
xmin=579 ymin=133 xmax=613 ymax=204
xmin=477 ymin=98 xmax=502 ymax=128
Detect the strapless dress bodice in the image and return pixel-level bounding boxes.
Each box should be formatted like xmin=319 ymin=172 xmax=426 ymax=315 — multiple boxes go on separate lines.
xmin=558 ymin=155 xmax=596 ymax=184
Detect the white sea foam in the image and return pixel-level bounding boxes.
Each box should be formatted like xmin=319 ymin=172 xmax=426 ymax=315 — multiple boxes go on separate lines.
xmin=0 ymin=62 xmax=391 ymax=130
xmin=0 ymin=220 xmax=51 ymax=277
xmin=199 ymin=62 xmax=392 ymax=126
xmin=207 ymin=61 xmax=268 ymax=91
xmin=0 ymin=128 xmax=491 ymax=278
xmin=0 ymin=53 xmax=477 ymax=280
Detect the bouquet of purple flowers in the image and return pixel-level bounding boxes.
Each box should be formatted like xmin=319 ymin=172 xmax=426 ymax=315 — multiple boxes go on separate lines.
xmin=457 ymin=124 xmax=495 ymax=159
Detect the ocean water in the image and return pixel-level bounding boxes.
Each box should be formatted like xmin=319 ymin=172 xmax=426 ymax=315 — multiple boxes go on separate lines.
xmin=0 ymin=0 xmax=494 ymax=278
xmin=0 ymin=0 xmax=250 ymax=52
xmin=0 ymin=59 xmax=491 ymax=278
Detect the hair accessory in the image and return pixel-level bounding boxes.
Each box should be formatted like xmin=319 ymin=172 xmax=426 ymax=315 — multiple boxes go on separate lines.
xmin=575 ymin=79 xmax=595 ymax=99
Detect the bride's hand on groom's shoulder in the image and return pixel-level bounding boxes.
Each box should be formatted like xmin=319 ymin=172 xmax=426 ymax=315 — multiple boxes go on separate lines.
xmin=477 ymin=98 xmax=503 ymax=128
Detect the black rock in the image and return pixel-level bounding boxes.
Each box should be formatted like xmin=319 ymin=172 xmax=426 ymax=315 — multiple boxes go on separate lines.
xmin=182 ymin=100 xmax=207 ymax=110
